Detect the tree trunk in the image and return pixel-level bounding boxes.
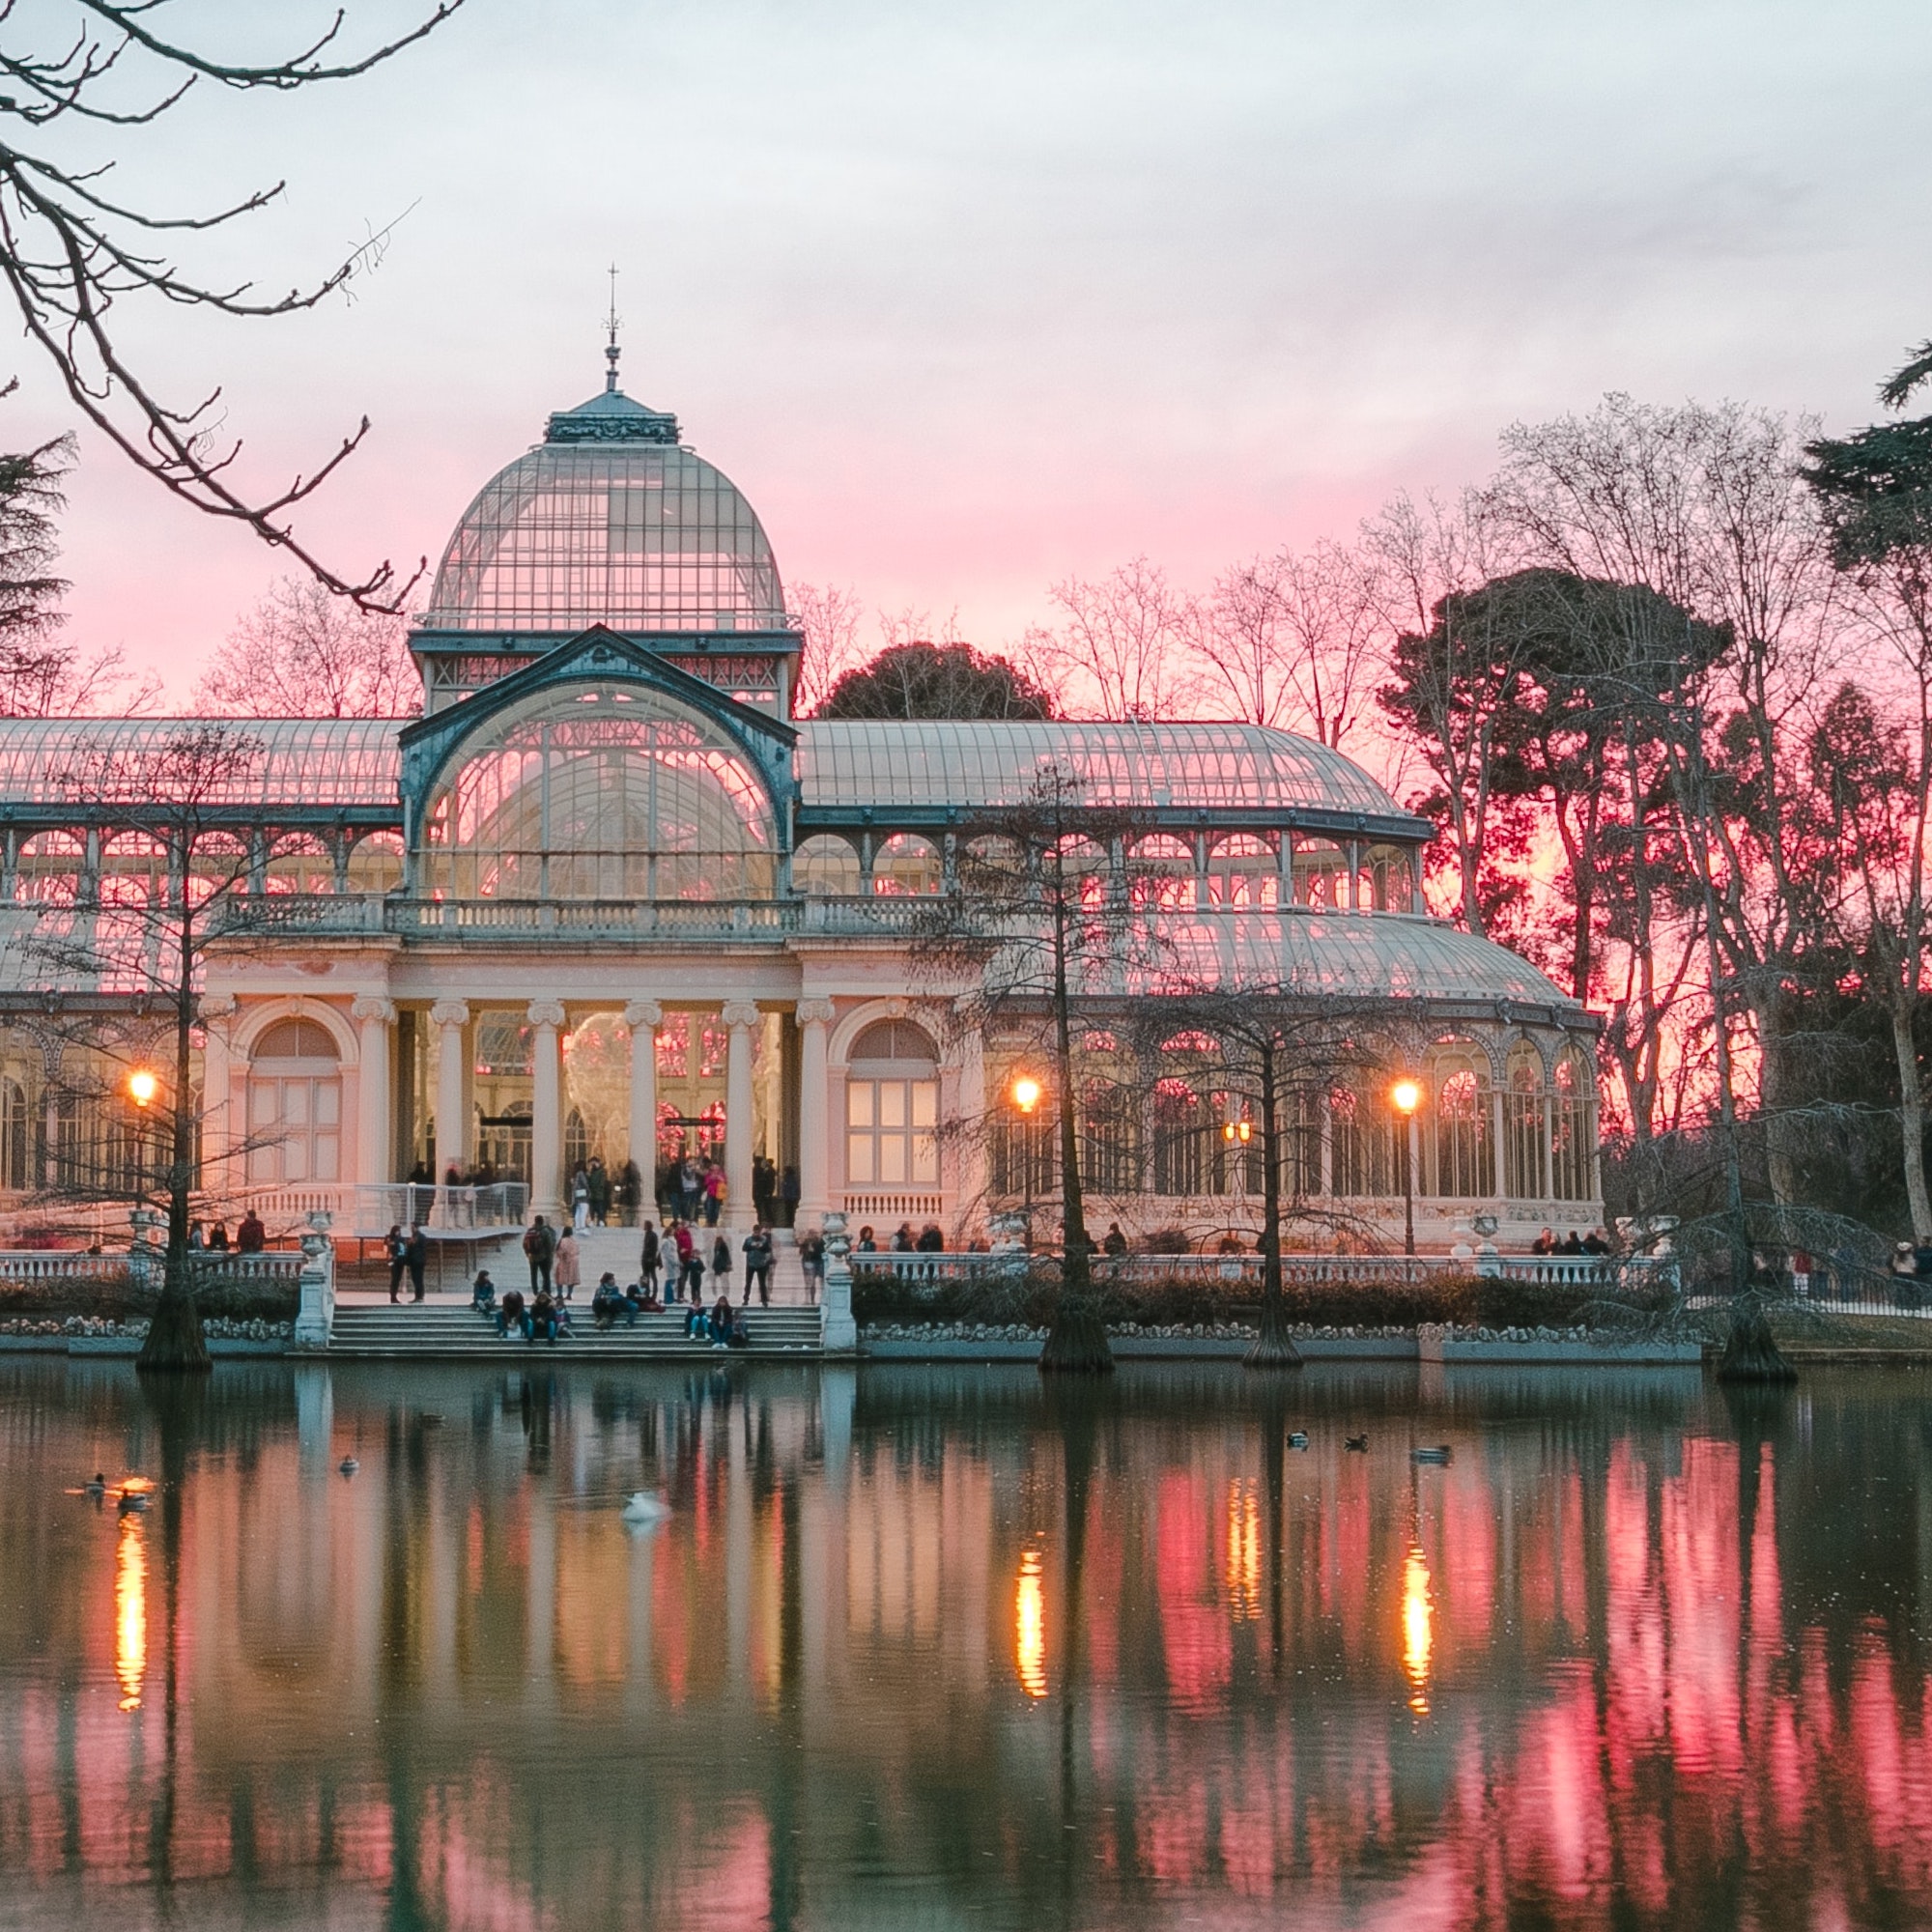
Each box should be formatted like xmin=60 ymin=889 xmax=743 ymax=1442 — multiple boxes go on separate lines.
xmin=1891 ymin=994 xmax=1932 ymax=1241
xmin=1753 ymin=991 xmax=1799 ymax=1208
xmin=1716 ymin=1292 xmax=1796 ymax=1384
xmin=1039 ymin=862 xmax=1111 ymax=1375
xmin=137 ymin=970 xmax=209 ymax=1374
xmin=1245 ymin=1040 xmax=1302 ymax=1371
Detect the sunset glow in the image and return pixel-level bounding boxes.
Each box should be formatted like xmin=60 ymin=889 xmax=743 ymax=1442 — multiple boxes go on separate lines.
xmin=114 ymin=1511 xmax=146 ymax=1714
xmin=1015 ymin=1548 xmax=1046 ymax=1699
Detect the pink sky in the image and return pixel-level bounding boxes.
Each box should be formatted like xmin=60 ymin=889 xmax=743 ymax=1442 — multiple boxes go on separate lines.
xmin=6 ymin=0 xmax=1928 ymax=703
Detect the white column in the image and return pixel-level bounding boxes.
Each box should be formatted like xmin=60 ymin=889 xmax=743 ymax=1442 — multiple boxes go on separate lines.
xmin=722 ymin=1000 xmax=759 ymax=1234
xmin=623 ymin=999 xmax=662 ymax=1208
xmin=352 ymin=997 xmax=396 ymax=1191
xmin=199 ymin=993 xmax=237 ymax=1203
xmin=430 ymin=1000 xmax=469 ymax=1186
xmin=528 ymin=999 xmax=565 ymax=1221
xmin=796 ymin=999 xmax=835 ymax=1227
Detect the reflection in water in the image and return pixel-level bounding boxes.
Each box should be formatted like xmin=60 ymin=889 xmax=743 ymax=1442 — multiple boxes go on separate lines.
xmin=7 ymin=1361 xmax=1932 ymax=1928
xmin=1225 ymin=1477 xmax=1261 ymax=1622
xmin=1015 ymin=1545 xmax=1047 ymax=1698
xmin=1401 ymin=1537 xmax=1432 ymax=1715
xmin=112 ymin=1510 xmax=145 ymax=1713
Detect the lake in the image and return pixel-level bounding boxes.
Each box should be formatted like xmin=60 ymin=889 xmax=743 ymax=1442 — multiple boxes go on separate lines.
xmin=0 ymin=1356 xmax=1927 ymax=1929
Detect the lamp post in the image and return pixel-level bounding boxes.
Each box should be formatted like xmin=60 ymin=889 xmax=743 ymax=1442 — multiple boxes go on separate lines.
xmin=1011 ymin=1075 xmax=1041 ymax=1247
xmin=127 ymin=1067 xmax=158 ymax=1205
xmin=1390 ymin=1077 xmax=1421 ymax=1261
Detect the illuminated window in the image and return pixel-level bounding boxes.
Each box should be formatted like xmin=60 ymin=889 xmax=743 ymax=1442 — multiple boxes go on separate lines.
xmin=1551 ymin=1047 xmax=1594 ymax=1200
xmin=1429 ymin=1052 xmax=1492 ymax=1198
xmin=1503 ymin=1045 xmax=1546 ymax=1198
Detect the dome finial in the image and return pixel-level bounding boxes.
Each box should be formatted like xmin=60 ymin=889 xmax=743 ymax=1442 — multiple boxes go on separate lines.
xmin=604 ymin=263 xmax=622 ymax=394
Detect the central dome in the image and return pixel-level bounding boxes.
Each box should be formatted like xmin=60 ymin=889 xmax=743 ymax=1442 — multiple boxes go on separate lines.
xmin=420 ymin=387 xmax=788 ymax=637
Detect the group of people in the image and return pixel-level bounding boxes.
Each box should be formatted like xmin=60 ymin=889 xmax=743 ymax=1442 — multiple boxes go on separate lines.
xmin=850 ymin=1221 xmax=946 ymax=1254
xmin=185 ymin=1209 xmax=267 ymax=1256
xmin=1530 ymin=1227 xmax=1615 ymax=1256
xmin=636 ymin=1218 xmax=788 ymax=1305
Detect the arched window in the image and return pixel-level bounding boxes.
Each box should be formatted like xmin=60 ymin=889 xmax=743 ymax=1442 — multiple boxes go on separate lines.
xmin=1151 ymin=1078 xmax=1212 ymax=1197
xmin=17 ymin=831 xmax=83 ymax=904
xmin=1081 ymin=1052 xmax=1140 ymax=1194
xmin=792 ymin=834 xmax=861 ymax=896
xmin=1329 ymin=1083 xmax=1392 ymax=1197
xmin=1208 ymin=833 xmax=1278 ymax=908
xmin=846 ymin=1019 xmax=939 ymax=1188
xmin=1503 ymin=1044 xmax=1546 ymax=1199
xmin=871 ymin=833 xmax=943 ymax=896
xmin=1130 ymin=834 xmax=1197 ymax=909
xmin=420 ymin=683 xmax=777 ymax=902
xmin=346 ymin=831 xmax=406 ymax=895
xmin=1429 ymin=1051 xmax=1493 ymax=1198
xmin=1292 ymin=836 xmax=1349 ymax=910
xmin=98 ymin=832 xmax=166 ymax=909
xmin=1365 ymin=843 xmax=1415 ymax=913
xmin=266 ymin=835 xmax=332 ymax=896
xmin=959 ymin=836 xmax=1026 ymax=901
xmin=247 ymin=1017 xmax=342 ymax=1186
xmin=1551 ymin=1046 xmax=1595 ymax=1200
xmin=0 ymin=1077 xmax=27 ymax=1191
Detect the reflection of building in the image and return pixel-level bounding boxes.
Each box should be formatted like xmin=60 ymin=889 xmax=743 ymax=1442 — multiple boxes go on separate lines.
xmin=0 ymin=360 xmax=1599 ymax=1245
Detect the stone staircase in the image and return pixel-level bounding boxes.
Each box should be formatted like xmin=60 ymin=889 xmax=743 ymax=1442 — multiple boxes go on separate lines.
xmin=560 ymin=1223 xmax=809 ymax=1302
xmin=327 ymin=1298 xmax=823 ymax=1360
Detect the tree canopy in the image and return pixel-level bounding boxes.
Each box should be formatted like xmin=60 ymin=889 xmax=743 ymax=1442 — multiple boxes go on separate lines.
xmin=815 ymin=641 xmax=1055 ymax=721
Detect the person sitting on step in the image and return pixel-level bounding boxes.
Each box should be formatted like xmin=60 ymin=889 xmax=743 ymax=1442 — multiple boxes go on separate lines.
xmin=471 ymin=1270 xmax=497 ymax=1315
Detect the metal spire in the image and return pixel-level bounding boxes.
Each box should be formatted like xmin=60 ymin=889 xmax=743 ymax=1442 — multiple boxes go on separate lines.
xmin=604 ymin=264 xmax=621 ymax=393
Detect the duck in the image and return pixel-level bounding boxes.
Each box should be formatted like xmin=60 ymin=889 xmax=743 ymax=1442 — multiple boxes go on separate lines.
xmin=1287 ymin=1432 xmax=1309 ymax=1450
xmin=1344 ymin=1434 xmax=1370 ymax=1453
xmin=621 ymin=1491 xmax=671 ymax=1524
xmin=118 ymin=1491 xmax=150 ymax=1513
xmin=1410 ymin=1445 xmax=1453 ymax=1465
xmin=338 ymin=1457 xmax=360 ymax=1478
xmin=83 ymin=1472 xmax=106 ymax=1497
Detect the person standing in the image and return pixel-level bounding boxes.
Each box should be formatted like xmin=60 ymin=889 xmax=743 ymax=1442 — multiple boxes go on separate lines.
xmin=710 ymin=1231 xmax=732 ymax=1298
xmin=679 ymin=1153 xmax=701 ymax=1223
xmin=742 ymin=1223 xmax=773 ymax=1306
xmin=570 ymin=1166 xmax=590 ymax=1235
xmin=587 ymin=1157 xmax=611 ymax=1228
xmin=237 ymin=1208 xmax=267 ymax=1255
xmin=639 ymin=1219 xmax=662 ymax=1299
xmin=703 ymin=1162 xmax=724 ymax=1228
xmin=780 ymin=1163 xmax=801 ymax=1230
xmin=798 ymin=1227 xmax=825 ymax=1304
xmin=405 ymin=1224 xmax=428 ymax=1302
xmin=523 ymin=1215 xmax=555 ymax=1294
xmin=385 ymin=1222 xmax=408 ymax=1304
xmin=554 ymin=1225 xmax=582 ymax=1302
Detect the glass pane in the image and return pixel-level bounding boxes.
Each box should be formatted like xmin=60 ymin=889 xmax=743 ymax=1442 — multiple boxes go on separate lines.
xmin=313 ymin=1081 xmax=340 ymax=1127
xmin=912 ymin=1133 xmax=938 ymax=1184
xmin=250 ymin=1082 xmax=278 ymax=1127
xmin=846 ymin=1133 xmax=874 ymax=1185
xmin=911 ymin=1081 xmax=937 ymax=1127
xmin=315 ymin=1134 xmax=339 ymax=1182
xmin=878 ymin=1082 xmax=906 ymax=1129
xmin=284 ymin=1137 xmax=308 ymax=1181
xmin=283 ymin=1084 xmax=309 ymax=1128
xmin=878 ymin=1134 xmax=907 ymax=1184
xmin=846 ymin=1082 xmax=874 ymax=1128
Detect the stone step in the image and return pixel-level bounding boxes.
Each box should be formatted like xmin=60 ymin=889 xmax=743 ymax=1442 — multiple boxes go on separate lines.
xmin=328 ymin=1301 xmax=821 ymax=1358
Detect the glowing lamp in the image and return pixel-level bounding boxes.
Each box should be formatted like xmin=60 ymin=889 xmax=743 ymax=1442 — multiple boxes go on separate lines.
xmin=1011 ymin=1075 xmax=1042 ymax=1116
xmin=1390 ymin=1077 xmax=1422 ymax=1118
xmin=1222 ymin=1119 xmax=1252 ymax=1144
xmin=127 ymin=1070 xmax=159 ymax=1110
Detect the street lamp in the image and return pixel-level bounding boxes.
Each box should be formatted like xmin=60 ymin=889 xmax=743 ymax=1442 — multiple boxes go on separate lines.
xmin=1390 ymin=1077 xmax=1421 ymax=1259
xmin=127 ymin=1068 xmax=158 ymax=1203
xmin=1222 ymin=1115 xmax=1253 ymax=1205
xmin=1011 ymin=1074 xmax=1042 ymax=1246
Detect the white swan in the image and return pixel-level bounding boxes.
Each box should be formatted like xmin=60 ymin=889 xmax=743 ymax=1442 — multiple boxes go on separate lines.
xmin=622 ymin=1491 xmax=671 ymax=1523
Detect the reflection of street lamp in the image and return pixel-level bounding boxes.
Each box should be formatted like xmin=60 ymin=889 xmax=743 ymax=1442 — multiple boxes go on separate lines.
xmin=1011 ymin=1075 xmax=1042 ymax=1243
xmin=1391 ymin=1077 xmax=1421 ymax=1259
xmin=127 ymin=1068 xmax=158 ymax=1202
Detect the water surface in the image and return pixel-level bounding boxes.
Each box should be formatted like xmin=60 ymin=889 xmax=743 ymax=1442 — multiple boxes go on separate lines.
xmin=0 ymin=1356 xmax=1927 ymax=1930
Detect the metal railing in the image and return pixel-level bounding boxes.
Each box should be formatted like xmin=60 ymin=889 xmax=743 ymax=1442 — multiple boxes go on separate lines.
xmin=208 ymin=893 xmax=938 ymax=945
xmin=849 ymin=1248 xmax=1664 ymax=1289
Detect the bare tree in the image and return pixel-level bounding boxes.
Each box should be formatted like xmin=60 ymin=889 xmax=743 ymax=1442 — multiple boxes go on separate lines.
xmin=1201 ymin=542 xmax=1384 ymax=753
xmin=1028 ymin=556 xmax=1200 ymax=721
xmin=195 ymin=576 xmax=419 ymax=717
xmin=0 ymin=2 xmax=465 ymax=609
xmin=785 ymin=581 xmax=867 ymax=715
xmin=25 ymin=724 xmax=269 ymax=1371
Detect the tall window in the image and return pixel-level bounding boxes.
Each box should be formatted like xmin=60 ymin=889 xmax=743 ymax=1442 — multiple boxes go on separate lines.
xmin=1152 ymin=1079 xmax=1212 ymax=1196
xmin=1330 ymin=1084 xmax=1392 ymax=1197
xmin=245 ymin=1018 xmax=342 ymax=1185
xmin=0 ymin=1077 xmax=27 ymax=1191
xmin=1292 ymin=836 xmax=1350 ymax=909
xmin=1551 ymin=1048 xmax=1594 ymax=1200
xmin=1280 ymin=1086 xmax=1321 ymax=1199
xmin=1503 ymin=1045 xmax=1546 ymax=1199
xmin=1430 ymin=1053 xmax=1492 ymax=1198
xmin=1082 ymin=1075 xmax=1140 ymax=1194
xmin=846 ymin=1020 xmax=939 ymax=1189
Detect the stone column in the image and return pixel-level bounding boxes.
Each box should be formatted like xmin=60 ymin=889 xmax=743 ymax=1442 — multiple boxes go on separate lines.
xmin=796 ymin=999 xmax=836 ymax=1227
xmin=352 ymin=997 xmax=396 ymax=1195
xmin=198 ymin=993 xmax=237 ymax=1202
xmin=623 ymin=999 xmax=662 ymax=1212
xmin=527 ymin=1000 xmax=565 ymax=1222
xmin=430 ymin=1000 xmax=469 ymax=1191
xmin=722 ymin=1000 xmax=760 ymax=1234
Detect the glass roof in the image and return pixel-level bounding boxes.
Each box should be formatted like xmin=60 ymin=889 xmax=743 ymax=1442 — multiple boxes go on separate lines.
xmin=797 ymin=721 xmax=1408 ymax=819
xmin=420 ymin=391 xmax=787 ymax=636
xmin=0 ymin=719 xmax=403 ymax=808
